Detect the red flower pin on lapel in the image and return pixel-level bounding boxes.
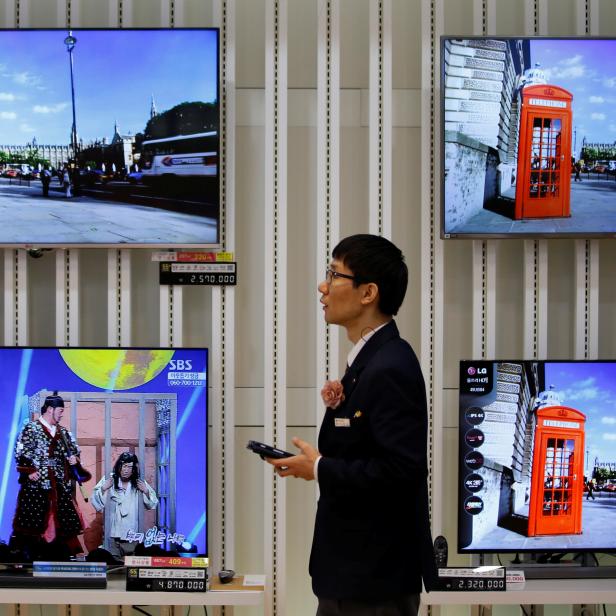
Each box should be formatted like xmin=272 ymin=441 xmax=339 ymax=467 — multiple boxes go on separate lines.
xmin=321 ymin=380 xmax=345 ymax=409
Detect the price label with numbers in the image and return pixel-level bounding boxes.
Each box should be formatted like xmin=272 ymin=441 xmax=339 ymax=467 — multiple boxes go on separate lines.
xmin=437 ymin=567 xmax=506 ymax=591
xmin=159 ymin=262 xmax=237 ymax=286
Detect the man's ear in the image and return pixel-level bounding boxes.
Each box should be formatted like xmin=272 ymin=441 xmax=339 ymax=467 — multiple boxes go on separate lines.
xmin=360 ymin=282 xmax=379 ymax=306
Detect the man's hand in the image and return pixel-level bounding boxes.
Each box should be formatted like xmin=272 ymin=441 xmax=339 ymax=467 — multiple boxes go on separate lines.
xmin=102 ymin=476 xmax=113 ymax=491
xmin=266 ymin=437 xmax=319 ymax=481
xmin=28 ymin=471 xmax=40 ymax=481
xmin=68 ymin=455 xmax=77 ymax=465
xmin=136 ymin=479 xmax=148 ymax=494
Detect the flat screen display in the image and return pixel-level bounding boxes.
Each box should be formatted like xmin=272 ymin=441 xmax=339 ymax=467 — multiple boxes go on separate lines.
xmin=0 ymin=347 xmax=207 ymax=563
xmin=0 ymin=28 xmax=219 ymax=247
xmin=442 ymin=37 xmax=616 ymax=238
xmin=458 ymin=360 xmax=616 ymax=553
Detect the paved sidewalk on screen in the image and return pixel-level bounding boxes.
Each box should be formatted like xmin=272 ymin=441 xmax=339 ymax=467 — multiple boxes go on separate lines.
xmin=0 ymin=179 xmax=217 ymax=245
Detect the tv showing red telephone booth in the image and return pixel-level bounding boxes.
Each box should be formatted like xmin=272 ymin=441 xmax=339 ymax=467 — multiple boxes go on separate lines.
xmin=458 ymin=360 xmax=616 ymax=554
xmin=442 ymin=37 xmax=616 ymax=238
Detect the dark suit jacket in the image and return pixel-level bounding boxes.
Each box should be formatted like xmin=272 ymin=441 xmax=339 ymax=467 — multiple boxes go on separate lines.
xmin=309 ymin=320 xmax=437 ymax=600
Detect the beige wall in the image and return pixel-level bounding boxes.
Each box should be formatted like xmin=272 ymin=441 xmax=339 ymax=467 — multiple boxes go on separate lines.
xmin=2 ymin=1 xmax=616 ymax=615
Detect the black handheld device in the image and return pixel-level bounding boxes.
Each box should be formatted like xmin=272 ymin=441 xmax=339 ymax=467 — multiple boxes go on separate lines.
xmin=433 ymin=535 xmax=448 ymax=568
xmin=246 ymin=440 xmax=293 ymax=460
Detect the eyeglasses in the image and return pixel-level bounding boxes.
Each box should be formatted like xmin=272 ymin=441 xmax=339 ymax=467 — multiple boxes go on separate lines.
xmin=325 ymin=268 xmax=358 ymax=285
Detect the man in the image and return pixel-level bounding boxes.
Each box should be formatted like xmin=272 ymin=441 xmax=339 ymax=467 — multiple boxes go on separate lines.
xmin=61 ymin=165 xmax=72 ymax=198
xmin=268 ymin=234 xmax=437 ymax=616
xmin=91 ymin=451 xmax=158 ymax=558
xmin=40 ymin=166 xmax=51 ymax=196
xmin=12 ymin=391 xmax=90 ymax=558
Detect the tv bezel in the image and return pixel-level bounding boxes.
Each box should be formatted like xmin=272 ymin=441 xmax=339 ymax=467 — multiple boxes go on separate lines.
xmin=457 ymin=358 xmax=616 ymax=555
xmin=0 ymin=27 xmax=221 ymax=250
xmin=0 ymin=344 xmax=209 ymax=563
xmin=440 ymin=35 xmax=616 ymax=240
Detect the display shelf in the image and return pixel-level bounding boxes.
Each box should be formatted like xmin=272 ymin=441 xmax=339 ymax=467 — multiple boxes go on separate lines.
xmin=422 ymin=578 xmax=616 ymax=606
xmin=0 ymin=578 xmax=264 ymax=607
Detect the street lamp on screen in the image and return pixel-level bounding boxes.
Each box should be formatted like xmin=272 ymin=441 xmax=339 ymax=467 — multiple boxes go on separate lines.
xmin=64 ymin=31 xmax=78 ymax=168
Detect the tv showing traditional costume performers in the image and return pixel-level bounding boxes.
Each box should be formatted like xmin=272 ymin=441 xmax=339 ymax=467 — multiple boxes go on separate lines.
xmin=11 ymin=392 xmax=91 ymax=559
xmin=0 ymin=347 xmax=208 ymax=564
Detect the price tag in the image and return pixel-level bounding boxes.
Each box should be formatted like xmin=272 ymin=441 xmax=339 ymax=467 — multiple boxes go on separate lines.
xmin=437 ymin=567 xmax=506 ymax=591
xmin=152 ymin=251 xmax=234 ymax=262
xmin=126 ymin=567 xmax=207 ymax=592
xmin=159 ymin=262 xmax=237 ymax=286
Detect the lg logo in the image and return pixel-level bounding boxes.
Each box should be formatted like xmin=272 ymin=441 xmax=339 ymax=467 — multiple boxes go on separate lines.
xmin=467 ymin=367 xmax=487 ymax=376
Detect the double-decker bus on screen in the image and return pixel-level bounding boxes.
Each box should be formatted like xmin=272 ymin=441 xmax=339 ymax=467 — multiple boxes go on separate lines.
xmin=139 ymin=131 xmax=218 ymax=184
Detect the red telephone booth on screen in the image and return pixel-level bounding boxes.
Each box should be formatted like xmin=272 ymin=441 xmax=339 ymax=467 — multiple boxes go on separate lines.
xmin=528 ymin=406 xmax=585 ymax=537
xmin=515 ymin=84 xmax=573 ymax=220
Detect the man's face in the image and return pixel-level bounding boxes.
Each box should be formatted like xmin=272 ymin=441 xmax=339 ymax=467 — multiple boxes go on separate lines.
xmin=318 ymin=259 xmax=364 ymax=328
xmin=120 ymin=462 xmax=134 ymax=480
xmin=44 ymin=405 xmax=64 ymax=425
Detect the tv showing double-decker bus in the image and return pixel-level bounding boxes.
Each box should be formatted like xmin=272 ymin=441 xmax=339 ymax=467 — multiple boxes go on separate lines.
xmin=0 ymin=28 xmax=219 ymax=247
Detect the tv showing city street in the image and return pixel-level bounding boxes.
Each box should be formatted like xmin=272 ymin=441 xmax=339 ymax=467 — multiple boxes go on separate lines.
xmin=0 ymin=29 xmax=219 ymax=247
xmin=442 ymin=37 xmax=616 ymax=238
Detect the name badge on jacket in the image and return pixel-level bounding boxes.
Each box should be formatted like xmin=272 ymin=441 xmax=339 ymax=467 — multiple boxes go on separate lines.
xmin=334 ymin=417 xmax=351 ymax=428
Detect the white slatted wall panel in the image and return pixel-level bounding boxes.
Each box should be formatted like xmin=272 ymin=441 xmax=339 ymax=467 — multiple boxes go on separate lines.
xmin=120 ymin=0 xmax=133 ymax=27
xmin=316 ymin=0 xmax=341 ymax=434
xmin=160 ymin=0 xmax=171 ymax=27
xmin=2 ymin=0 xmax=16 ymax=26
xmin=264 ymin=1 xmax=288 ymax=614
xmin=55 ymin=250 xmax=79 ymax=346
xmin=54 ymin=0 xmax=64 ymax=25
xmin=107 ymin=0 xmax=119 ymax=27
xmin=107 ymin=250 xmax=131 ymax=347
xmin=369 ymin=0 xmax=392 ymax=238
xmin=67 ymin=0 xmax=80 ymax=27
xmin=421 ymin=0 xmax=444 ymax=541
xmin=211 ymin=0 xmax=237 ymax=588
xmin=17 ymin=0 xmax=29 ymax=24
xmin=173 ymin=0 xmax=186 ymax=27
xmin=3 ymin=250 xmax=28 ymax=346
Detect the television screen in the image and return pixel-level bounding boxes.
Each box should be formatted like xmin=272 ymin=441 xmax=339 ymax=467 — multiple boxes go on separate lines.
xmin=442 ymin=37 xmax=616 ymax=238
xmin=0 ymin=28 xmax=219 ymax=248
xmin=0 ymin=347 xmax=207 ymax=563
xmin=458 ymin=360 xmax=616 ymax=553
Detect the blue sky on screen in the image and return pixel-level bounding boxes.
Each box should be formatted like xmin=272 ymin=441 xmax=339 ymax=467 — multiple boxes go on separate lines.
xmin=544 ymin=362 xmax=616 ymax=468
xmin=0 ymin=29 xmax=217 ymax=146
xmin=530 ymin=39 xmax=616 ymax=153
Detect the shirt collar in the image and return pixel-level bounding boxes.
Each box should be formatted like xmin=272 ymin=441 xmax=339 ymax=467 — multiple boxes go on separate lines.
xmin=346 ymin=321 xmax=390 ymax=369
xmin=39 ymin=416 xmax=57 ymax=436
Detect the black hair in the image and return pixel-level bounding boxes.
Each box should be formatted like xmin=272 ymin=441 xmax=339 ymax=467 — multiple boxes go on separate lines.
xmin=332 ymin=234 xmax=408 ymax=316
xmin=41 ymin=391 xmax=64 ymax=413
xmin=112 ymin=451 xmax=140 ymax=490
